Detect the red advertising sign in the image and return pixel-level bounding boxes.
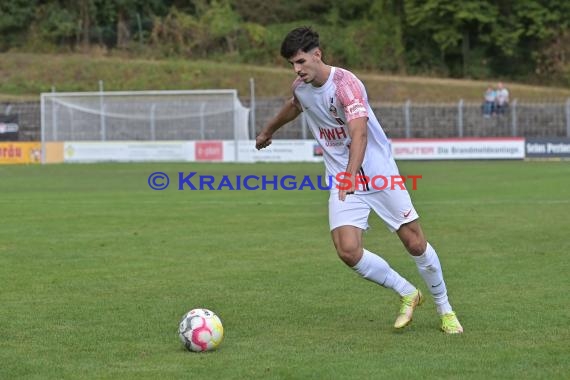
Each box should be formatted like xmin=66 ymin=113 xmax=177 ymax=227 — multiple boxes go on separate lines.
xmin=195 ymin=141 xmax=223 ymax=161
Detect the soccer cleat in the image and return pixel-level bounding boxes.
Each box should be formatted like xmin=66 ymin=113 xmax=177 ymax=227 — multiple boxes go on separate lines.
xmin=394 ymin=289 xmax=424 ymax=329
xmin=440 ymin=312 xmax=464 ymax=334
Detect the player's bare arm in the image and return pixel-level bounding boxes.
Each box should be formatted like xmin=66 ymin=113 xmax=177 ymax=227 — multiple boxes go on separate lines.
xmin=340 ymin=117 xmax=368 ymax=201
xmin=255 ymin=97 xmax=301 ymax=150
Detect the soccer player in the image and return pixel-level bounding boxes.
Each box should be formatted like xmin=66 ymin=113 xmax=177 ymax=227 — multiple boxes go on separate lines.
xmin=255 ymin=26 xmax=463 ymax=334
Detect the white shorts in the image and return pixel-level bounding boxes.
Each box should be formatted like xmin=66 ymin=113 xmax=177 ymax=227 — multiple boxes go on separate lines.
xmin=328 ymin=189 xmax=419 ymax=232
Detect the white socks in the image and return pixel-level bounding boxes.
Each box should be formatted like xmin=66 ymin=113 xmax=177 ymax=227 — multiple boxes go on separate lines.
xmin=353 ymin=249 xmax=416 ymax=297
xmin=352 ymin=244 xmax=454 ymax=316
xmin=412 ymin=242 xmax=452 ymax=315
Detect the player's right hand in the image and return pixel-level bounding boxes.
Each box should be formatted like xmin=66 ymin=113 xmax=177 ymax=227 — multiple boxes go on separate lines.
xmin=255 ymin=133 xmax=272 ymax=150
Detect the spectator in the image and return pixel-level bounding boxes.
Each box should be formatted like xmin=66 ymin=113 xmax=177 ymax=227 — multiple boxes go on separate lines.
xmin=495 ymin=82 xmax=509 ymax=115
xmin=482 ymin=85 xmax=496 ymax=117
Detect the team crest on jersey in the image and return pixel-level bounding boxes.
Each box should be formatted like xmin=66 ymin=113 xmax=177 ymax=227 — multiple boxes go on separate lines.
xmin=329 ymin=97 xmax=345 ymax=125
xmin=329 ymin=103 xmax=338 ymax=117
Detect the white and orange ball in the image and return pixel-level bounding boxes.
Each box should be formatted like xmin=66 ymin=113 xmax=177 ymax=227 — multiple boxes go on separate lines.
xmin=178 ymin=308 xmax=224 ymax=352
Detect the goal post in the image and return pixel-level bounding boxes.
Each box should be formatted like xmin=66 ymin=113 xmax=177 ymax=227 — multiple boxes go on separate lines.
xmin=40 ymin=89 xmax=250 ymax=162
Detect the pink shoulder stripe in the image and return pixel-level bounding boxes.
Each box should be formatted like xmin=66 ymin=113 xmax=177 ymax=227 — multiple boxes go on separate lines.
xmin=333 ymin=68 xmax=368 ymax=122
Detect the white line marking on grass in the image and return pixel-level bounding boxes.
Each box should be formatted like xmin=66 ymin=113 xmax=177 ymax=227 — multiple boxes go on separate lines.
xmin=0 ymin=199 xmax=568 ymax=206
xmin=416 ymin=199 xmax=570 ymax=205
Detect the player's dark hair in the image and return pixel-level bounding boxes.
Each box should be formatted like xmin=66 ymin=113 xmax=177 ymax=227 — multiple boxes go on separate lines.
xmin=280 ymin=27 xmax=320 ymax=59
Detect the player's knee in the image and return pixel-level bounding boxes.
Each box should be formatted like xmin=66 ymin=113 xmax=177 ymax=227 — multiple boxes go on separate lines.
xmin=403 ymin=236 xmax=426 ymax=256
xmin=334 ymin=240 xmax=361 ymax=266
xmin=398 ymin=222 xmax=427 ymax=256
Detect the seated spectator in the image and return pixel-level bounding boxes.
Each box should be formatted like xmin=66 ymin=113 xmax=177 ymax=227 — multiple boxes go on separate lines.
xmin=495 ymin=82 xmax=509 ymax=115
xmin=482 ymin=85 xmax=496 ymax=117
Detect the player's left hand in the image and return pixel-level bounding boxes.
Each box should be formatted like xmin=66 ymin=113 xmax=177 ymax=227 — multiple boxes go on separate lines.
xmin=339 ymin=190 xmax=353 ymax=201
xmin=338 ymin=172 xmax=357 ymax=201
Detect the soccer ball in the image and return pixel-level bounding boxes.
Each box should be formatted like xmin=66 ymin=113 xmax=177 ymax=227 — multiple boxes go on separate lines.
xmin=178 ymin=308 xmax=224 ymax=352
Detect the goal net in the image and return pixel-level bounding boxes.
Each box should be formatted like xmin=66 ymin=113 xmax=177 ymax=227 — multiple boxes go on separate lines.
xmin=41 ymin=89 xmax=250 ymax=160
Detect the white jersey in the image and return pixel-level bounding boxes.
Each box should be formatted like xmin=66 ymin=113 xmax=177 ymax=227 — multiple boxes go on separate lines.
xmin=496 ymin=88 xmax=509 ymax=105
xmin=292 ymin=66 xmax=399 ymax=193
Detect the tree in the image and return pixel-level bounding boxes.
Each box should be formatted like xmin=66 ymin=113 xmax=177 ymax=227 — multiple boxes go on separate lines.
xmin=201 ymin=0 xmax=241 ymax=54
xmin=405 ymin=0 xmax=498 ymax=77
xmin=0 ymin=0 xmax=38 ymax=50
xmin=507 ymin=0 xmax=570 ymax=81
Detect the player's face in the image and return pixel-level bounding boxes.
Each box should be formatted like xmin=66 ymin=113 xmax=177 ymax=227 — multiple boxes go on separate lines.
xmin=288 ymin=48 xmax=325 ymax=86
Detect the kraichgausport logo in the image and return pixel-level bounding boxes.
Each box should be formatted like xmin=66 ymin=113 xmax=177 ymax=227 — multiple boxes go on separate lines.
xmin=147 ymin=172 xmax=422 ymax=191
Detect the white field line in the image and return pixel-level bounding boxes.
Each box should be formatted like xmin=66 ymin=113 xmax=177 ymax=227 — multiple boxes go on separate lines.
xmin=0 ymin=199 xmax=568 ymax=206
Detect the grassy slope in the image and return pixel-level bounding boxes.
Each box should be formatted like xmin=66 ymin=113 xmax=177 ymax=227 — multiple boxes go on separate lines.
xmin=0 ymin=161 xmax=569 ymax=379
xmin=1 ymin=52 xmax=569 ymax=103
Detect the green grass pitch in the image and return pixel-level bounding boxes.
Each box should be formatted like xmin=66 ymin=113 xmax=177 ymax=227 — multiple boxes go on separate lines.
xmin=0 ymin=161 xmax=568 ymax=379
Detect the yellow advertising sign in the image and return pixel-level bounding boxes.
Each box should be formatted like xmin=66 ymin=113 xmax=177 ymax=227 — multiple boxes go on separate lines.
xmin=0 ymin=142 xmax=42 ymax=164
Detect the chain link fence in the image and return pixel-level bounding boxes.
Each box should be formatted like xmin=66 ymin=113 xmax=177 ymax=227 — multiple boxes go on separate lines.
xmin=0 ymin=102 xmax=41 ymax=141
xmin=3 ymin=98 xmax=570 ymax=141
xmin=249 ymin=98 xmax=570 ymax=139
